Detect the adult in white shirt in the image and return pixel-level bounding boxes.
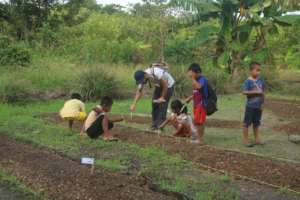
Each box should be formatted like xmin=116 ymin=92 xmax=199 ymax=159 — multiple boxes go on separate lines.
xmin=130 ymin=63 xmax=175 ymax=131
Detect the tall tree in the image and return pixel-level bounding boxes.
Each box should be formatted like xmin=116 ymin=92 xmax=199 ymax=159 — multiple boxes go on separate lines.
xmin=171 ymin=0 xmax=300 ymax=74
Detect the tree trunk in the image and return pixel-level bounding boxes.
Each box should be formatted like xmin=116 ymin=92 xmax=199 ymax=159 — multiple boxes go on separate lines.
xmin=227 ymin=50 xmax=240 ymax=75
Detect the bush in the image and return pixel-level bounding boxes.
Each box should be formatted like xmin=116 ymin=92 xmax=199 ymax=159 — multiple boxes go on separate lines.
xmin=76 ymin=66 xmax=123 ymax=100
xmin=1 ymin=79 xmax=34 ymax=104
xmin=205 ymin=67 xmax=234 ymax=94
xmin=170 ymin=65 xmax=190 ymax=98
xmin=0 ymin=36 xmax=31 ymax=66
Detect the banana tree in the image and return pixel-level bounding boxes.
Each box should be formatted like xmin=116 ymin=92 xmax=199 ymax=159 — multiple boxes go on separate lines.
xmin=170 ymin=0 xmax=300 ymax=74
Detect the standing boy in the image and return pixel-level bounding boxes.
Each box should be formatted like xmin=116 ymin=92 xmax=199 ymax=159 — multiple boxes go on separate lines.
xmin=84 ymin=96 xmax=123 ymax=141
xmin=59 ymin=93 xmax=86 ymax=133
xmin=130 ymin=63 xmax=175 ymax=132
xmin=242 ymin=61 xmax=265 ymax=147
xmin=186 ymin=63 xmax=208 ymax=144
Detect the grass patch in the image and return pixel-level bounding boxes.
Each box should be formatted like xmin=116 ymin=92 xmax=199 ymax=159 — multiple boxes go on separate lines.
xmin=0 ymin=169 xmax=46 ymax=200
xmin=95 ymin=158 xmax=125 ymax=172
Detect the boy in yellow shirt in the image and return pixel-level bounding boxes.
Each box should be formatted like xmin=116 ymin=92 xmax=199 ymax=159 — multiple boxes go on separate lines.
xmin=59 ymin=93 xmax=87 ymax=132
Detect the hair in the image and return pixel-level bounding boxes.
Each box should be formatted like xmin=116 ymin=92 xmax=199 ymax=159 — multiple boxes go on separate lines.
xmin=100 ymin=96 xmax=113 ymax=107
xmin=188 ymin=63 xmax=202 ymax=73
xmin=71 ymin=93 xmax=82 ymax=100
xmin=249 ymin=61 xmax=261 ymax=71
xmin=171 ymin=99 xmax=187 ymax=114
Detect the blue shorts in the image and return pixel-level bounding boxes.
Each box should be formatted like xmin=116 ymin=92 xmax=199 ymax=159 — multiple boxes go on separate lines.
xmin=243 ymin=107 xmax=262 ymax=127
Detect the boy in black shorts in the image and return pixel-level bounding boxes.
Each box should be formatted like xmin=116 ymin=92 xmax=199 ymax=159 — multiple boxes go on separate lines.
xmin=84 ymin=96 xmax=123 ymax=141
xmin=242 ymin=62 xmax=265 ymax=147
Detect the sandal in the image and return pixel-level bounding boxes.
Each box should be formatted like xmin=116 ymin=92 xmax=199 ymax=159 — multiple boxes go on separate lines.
xmin=103 ymin=137 xmax=118 ymax=142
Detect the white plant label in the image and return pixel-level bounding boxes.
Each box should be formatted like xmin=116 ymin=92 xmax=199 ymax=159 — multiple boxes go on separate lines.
xmin=81 ymin=157 xmax=95 ymax=165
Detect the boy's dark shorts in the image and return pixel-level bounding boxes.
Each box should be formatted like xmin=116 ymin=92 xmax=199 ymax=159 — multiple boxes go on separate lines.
xmin=86 ymin=115 xmax=114 ymax=139
xmin=243 ymin=107 xmax=262 ymax=128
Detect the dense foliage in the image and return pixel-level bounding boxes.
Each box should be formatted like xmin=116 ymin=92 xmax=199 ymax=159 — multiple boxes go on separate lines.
xmin=0 ymin=0 xmax=300 ymax=102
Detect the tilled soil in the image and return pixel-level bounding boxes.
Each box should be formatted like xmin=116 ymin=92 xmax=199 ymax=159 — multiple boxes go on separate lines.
xmin=265 ymin=99 xmax=300 ymax=119
xmin=265 ymin=98 xmax=300 ymax=135
xmin=115 ymin=115 xmax=241 ymax=129
xmin=111 ymin=126 xmax=300 ymax=192
xmin=42 ymin=112 xmax=300 ymax=191
xmin=0 ymin=134 xmax=178 ymax=200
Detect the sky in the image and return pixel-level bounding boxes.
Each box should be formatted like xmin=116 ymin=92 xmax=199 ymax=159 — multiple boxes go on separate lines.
xmin=97 ymin=0 xmax=142 ymax=7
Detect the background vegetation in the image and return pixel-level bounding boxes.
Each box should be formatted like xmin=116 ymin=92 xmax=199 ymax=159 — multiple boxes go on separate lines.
xmin=0 ymin=0 xmax=300 ymax=103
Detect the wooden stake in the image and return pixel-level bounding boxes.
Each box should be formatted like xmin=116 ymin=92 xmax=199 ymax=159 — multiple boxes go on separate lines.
xmin=90 ymin=164 xmax=95 ymax=175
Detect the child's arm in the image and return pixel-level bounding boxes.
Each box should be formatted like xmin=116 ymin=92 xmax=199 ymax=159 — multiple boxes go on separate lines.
xmin=192 ymin=78 xmax=203 ymax=90
xmin=242 ymin=90 xmax=263 ymax=96
xmin=110 ymin=117 xmax=124 ymax=123
xmin=130 ymin=85 xmax=143 ymax=111
xmin=156 ymin=79 xmax=168 ymax=102
xmin=159 ymin=118 xmax=171 ymax=129
xmin=93 ymin=106 xmax=103 ymax=114
xmin=185 ymin=95 xmax=193 ymax=104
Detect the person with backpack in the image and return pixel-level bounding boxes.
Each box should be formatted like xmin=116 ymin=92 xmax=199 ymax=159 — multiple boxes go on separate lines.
xmin=186 ymin=63 xmax=217 ymax=144
xmin=130 ymin=62 xmax=175 ymax=132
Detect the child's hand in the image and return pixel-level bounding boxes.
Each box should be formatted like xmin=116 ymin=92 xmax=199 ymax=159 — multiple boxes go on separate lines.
xmin=154 ymin=97 xmax=166 ymax=103
xmin=112 ymin=117 xmax=124 ymax=123
xmin=130 ymin=104 xmax=136 ymax=112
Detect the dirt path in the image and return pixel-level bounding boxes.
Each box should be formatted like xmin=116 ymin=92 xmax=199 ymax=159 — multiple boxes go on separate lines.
xmin=0 ymin=134 xmax=178 ymax=200
xmin=111 ymin=126 xmax=300 ymax=192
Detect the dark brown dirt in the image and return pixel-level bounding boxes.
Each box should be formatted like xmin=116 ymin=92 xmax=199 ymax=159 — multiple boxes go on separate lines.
xmin=0 ymin=134 xmax=178 ymax=200
xmin=111 ymin=126 xmax=300 ymax=191
xmin=265 ymin=98 xmax=300 ymax=119
xmin=274 ymin=121 xmax=300 ymax=135
xmin=41 ymin=112 xmax=300 ymax=191
xmin=114 ymin=115 xmax=241 ymax=129
xmin=265 ymin=98 xmax=300 ymax=135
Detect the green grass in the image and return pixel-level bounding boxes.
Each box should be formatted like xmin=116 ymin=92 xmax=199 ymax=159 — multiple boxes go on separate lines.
xmin=0 ymin=100 xmax=241 ymax=200
xmin=0 ymin=56 xmax=137 ymax=101
xmin=0 ymin=169 xmax=46 ymax=200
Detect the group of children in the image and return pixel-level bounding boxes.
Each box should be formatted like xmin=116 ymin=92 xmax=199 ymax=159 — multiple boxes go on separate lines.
xmin=60 ymin=95 xmax=122 ymax=141
xmin=59 ymin=61 xmax=265 ymax=147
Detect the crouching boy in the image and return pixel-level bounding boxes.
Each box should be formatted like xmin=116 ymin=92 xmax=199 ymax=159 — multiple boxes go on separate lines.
xmin=84 ymin=96 xmax=123 ymax=141
xmin=159 ymin=100 xmax=198 ymax=142
xmin=59 ymin=93 xmax=87 ymax=132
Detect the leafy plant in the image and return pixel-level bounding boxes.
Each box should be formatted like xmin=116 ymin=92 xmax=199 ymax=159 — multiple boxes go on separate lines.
xmin=1 ymin=78 xmax=34 ymax=104
xmin=0 ymin=36 xmax=31 ymax=66
xmin=76 ymin=66 xmax=122 ymax=100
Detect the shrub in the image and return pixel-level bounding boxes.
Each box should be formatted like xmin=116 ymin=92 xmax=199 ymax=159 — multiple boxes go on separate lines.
xmin=0 ymin=36 xmax=31 ymax=66
xmin=76 ymin=66 xmax=122 ymax=100
xmin=205 ymin=67 xmax=233 ymax=94
xmin=1 ymin=79 xmax=34 ymax=104
xmin=170 ymin=65 xmax=190 ymax=98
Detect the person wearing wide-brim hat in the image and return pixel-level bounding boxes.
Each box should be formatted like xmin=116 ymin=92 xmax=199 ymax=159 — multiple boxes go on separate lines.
xmin=130 ymin=63 xmax=175 ymax=132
